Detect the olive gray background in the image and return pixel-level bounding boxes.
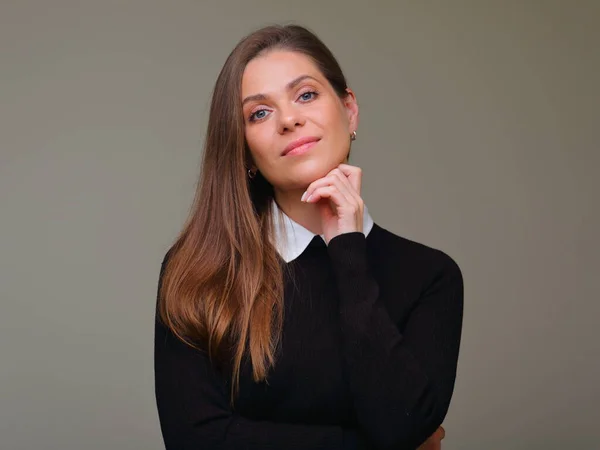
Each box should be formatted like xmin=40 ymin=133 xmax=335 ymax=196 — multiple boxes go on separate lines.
xmin=1 ymin=1 xmax=598 ymax=449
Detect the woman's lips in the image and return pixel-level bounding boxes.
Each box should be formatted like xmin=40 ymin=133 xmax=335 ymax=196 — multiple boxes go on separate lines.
xmin=284 ymin=140 xmax=319 ymax=156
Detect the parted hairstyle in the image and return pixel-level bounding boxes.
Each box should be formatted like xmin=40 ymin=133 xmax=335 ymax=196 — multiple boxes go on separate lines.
xmin=157 ymin=23 xmax=353 ymax=405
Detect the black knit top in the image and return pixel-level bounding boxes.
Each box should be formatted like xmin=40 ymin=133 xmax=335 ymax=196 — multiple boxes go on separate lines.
xmin=154 ymin=223 xmax=464 ymax=449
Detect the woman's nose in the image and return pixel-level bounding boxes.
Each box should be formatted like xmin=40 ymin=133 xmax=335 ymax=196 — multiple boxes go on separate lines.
xmin=277 ymin=106 xmax=306 ymax=133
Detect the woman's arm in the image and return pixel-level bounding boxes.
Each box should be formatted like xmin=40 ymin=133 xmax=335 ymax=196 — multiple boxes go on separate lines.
xmin=327 ymin=232 xmax=464 ymax=450
xmin=154 ymin=255 xmax=370 ymax=450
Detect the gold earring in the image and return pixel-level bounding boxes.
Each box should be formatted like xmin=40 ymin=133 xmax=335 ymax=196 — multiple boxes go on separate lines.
xmin=350 ymin=130 xmax=357 ymax=141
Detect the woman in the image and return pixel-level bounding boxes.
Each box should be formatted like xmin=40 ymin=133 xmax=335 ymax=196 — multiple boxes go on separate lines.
xmin=154 ymin=24 xmax=463 ymax=450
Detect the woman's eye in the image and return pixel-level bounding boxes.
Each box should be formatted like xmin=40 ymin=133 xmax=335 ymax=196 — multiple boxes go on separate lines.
xmin=299 ymin=91 xmax=318 ymax=102
xmin=248 ymin=92 xmax=318 ymax=123
xmin=249 ymin=109 xmax=269 ymax=122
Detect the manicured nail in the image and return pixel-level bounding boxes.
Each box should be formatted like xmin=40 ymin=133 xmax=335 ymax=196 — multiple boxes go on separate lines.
xmin=306 ymin=195 xmax=313 ymax=202
xmin=301 ymin=191 xmax=308 ymax=202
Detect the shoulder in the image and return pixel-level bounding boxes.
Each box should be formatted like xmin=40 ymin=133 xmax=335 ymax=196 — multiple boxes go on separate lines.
xmin=158 ymin=243 xmax=180 ymax=281
xmin=367 ymin=223 xmax=463 ymax=293
xmin=155 ymin=244 xmax=179 ymax=317
xmin=160 ymin=244 xmax=176 ymax=268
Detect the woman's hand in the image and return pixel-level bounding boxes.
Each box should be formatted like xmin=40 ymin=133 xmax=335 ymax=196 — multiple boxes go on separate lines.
xmin=301 ymin=163 xmax=364 ymax=244
xmin=417 ymin=426 xmax=446 ymax=450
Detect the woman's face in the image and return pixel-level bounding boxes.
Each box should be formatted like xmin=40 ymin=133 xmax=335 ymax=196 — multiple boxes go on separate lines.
xmin=241 ymin=50 xmax=358 ymax=192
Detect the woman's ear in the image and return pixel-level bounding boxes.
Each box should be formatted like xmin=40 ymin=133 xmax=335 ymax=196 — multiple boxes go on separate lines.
xmin=344 ymin=88 xmax=359 ymax=134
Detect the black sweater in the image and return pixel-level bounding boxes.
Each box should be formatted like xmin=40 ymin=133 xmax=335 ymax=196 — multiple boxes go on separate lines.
xmin=154 ymin=223 xmax=464 ymax=449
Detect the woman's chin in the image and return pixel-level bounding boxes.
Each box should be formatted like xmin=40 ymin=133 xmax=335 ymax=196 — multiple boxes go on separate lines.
xmin=293 ymin=168 xmax=329 ymax=187
xmin=298 ymin=158 xmax=340 ymax=179
xmin=270 ymin=157 xmax=344 ymax=191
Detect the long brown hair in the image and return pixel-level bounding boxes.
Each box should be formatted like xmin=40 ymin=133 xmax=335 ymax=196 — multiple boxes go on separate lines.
xmin=157 ymin=23 xmax=351 ymax=405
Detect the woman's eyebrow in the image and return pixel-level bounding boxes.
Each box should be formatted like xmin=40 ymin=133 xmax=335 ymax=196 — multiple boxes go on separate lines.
xmin=242 ymin=74 xmax=319 ymax=106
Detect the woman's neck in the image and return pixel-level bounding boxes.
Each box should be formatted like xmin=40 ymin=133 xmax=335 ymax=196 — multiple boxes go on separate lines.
xmin=274 ymin=188 xmax=323 ymax=236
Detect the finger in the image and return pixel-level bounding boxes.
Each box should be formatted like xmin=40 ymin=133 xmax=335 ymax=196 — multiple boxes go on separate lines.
xmin=302 ymin=176 xmax=333 ymax=201
xmin=302 ymin=165 xmax=362 ymax=201
xmin=324 ymin=169 xmax=359 ymax=207
xmin=336 ymin=163 xmax=362 ymax=195
xmin=305 ymin=185 xmax=349 ymax=208
xmin=306 ymin=187 xmax=362 ymax=224
xmin=328 ymin=168 xmax=362 ymax=204
xmin=308 ymin=186 xmax=363 ymax=232
xmin=305 ymin=176 xmax=364 ymax=233
xmin=315 ymin=196 xmax=335 ymax=222
xmin=419 ymin=427 xmax=445 ymax=450
xmin=303 ymin=174 xmax=354 ymax=206
xmin=429 ymin=426 xmax=445 ymax=443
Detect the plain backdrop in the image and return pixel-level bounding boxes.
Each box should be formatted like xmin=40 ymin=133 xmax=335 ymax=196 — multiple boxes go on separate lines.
xmin=1 ymin=1 xmax=598 ymax=449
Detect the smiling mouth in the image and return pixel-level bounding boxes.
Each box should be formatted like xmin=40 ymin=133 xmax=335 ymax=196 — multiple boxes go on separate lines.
xmin=284 ymin=140 xmax=320 ymax=156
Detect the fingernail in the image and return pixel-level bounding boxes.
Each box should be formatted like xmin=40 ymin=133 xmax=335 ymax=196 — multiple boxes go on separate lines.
xmin=306 ymin=195 xmax=313 ymax=202
xmin=301 ymin=191 xmax=307 ymax=202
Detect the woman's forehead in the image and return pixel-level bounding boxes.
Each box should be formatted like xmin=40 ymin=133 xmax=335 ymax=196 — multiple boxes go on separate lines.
xmin=241 ymin=52 xmax=323 ymax=97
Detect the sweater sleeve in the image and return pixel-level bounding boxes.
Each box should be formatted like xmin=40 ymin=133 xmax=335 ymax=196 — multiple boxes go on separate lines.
xmin=154 ymin=254 xmax=371 ymax=450
xmin=327 ymin=232 xmax=464 ymax=450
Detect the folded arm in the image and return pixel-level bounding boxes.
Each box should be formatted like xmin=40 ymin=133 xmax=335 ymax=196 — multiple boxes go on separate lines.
xmin=328 ymin=233 xmax=464 ymax=449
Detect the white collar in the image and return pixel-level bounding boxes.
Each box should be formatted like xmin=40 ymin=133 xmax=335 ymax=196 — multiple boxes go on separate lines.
xmin=271 ymin=199 xmax=374 ymax=263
